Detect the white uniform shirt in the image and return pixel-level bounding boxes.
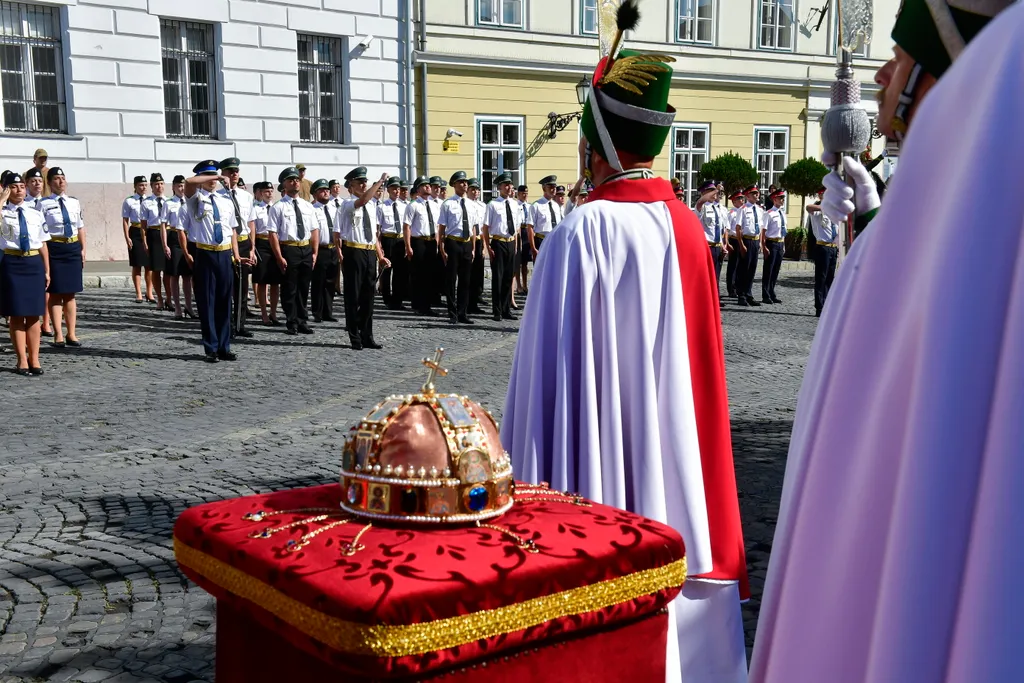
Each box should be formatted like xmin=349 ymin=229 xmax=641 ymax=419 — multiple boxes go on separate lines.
xmin=39 ymin=194 xmax=84 ymax=238
xmin=737 ymin=202 xmax=766 ymax=238
xmin=252 ymin=201 xmax=270 ymax=236
xmin=378 ymin=198 xmax=405 ymax=236
xmin=166 ymin=196 xmax=184 ymax=231
xmin=338 ymin=197 xmax=379 ymax=245
xmin=1 ymin=201 xmax=51 ymax=251
xmin=122 ymin=194 xmax=146 ymax=226
xmin=218 ymin=186 xmax=255 ymax=236
xmin=529 ymin=197 xmax=563 ymax=235
xmin=267 ymin=195 xmax=318 ymax=243
xmin=485 ymin=197 xmax=523 ymax=238
xmin=143 ymin=194 xmax=169 ymax=227
xmin=312 ymin=201 xmax=335 ymax=246
xmin=181 ymin=189 xmax=238 ymax=247
xmin=24 ymin=194 xmax=45 ymax=212
xmin=699 ymin=202 xmax=730 ymax=245
xmin=763 ymin=206 xmax=788 ymax=240
xmin=437 ymin=195 xmax=476 ymax=239
xmin=809 ymin=211 xmax=838 ymax=244
xmin=403 ymin=197 xmax=436 ymax=238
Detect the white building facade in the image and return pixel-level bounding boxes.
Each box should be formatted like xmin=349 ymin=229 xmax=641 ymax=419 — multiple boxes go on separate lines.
xmin=0 ymin=0 xmax=414 ymax=260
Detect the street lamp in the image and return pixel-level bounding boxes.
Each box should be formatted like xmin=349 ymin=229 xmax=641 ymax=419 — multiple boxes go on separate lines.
xmin=575 ymin=76 xmax=591 ymax=107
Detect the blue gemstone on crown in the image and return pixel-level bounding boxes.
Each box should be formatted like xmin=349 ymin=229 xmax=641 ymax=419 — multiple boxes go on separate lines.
xmin=467 ymin=485 xmax=489 ymax=512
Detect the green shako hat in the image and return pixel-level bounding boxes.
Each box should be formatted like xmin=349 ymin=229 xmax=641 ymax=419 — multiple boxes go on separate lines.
xmin=892 ymin=0 xmax=1012 ymax=79
xmin=580 ymin=0 xmax=676 ymax=172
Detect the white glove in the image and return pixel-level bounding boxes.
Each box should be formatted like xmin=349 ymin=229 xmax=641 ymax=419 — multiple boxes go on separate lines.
xmin=819 ymin=153 xmax=881 ymax=225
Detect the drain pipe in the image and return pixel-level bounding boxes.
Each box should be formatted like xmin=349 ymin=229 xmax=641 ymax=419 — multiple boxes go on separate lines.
xmin=417 ymin=0 xmax=428 ymax=175
xmin=403 ymin=0 xmax=416 ymax=181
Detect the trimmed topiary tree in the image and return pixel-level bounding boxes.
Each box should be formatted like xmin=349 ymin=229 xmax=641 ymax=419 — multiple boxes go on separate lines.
xmin=696 ymin=152 xmax=758 ymax=195
xmin=779 ymin=157 xmax=829 ymax=259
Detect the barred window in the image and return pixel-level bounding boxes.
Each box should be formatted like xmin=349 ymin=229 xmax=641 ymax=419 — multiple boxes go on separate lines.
xmin=297 ymin=34 xmax=345 ymax=144
xmin=0 ymin=1 xmax=66 ymax=133
xmin=160 ymin=19 xmax=217 ymax=139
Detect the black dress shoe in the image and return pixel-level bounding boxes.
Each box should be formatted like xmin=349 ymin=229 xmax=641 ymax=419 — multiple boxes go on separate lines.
xmin=52 ymin=340 xmax=66 ymax=348
xmin=738 ymin=298 xmax=750 ymax=307
xmin=762 ymin=298 xmax=774 ymax=305
xmin=217 ymin=351 xmax=238 ymax=361
xmin=234 ymin=329 xmax=254 ymax=338
xmin=747 ymin=298 xmax=761 ymax=307
xmin=15 ymin=368 xmax=31 ymax=376
xmin=184 ymin=309 xmax=197 ymax=319
xmin=363 ymin=340 xmax=383 ymax=350
xmin=297 ymin=324 xmax=314 ymax=334
xmin=771 ymin=298 xmax=782 ymax=304
xmin=41 ymin=329 xmax=53 ymax=337
xmin=502 ymin=313 xmax=518 ymax=321
xmin=285 ymin=327 xmax=298 ymax=336
xmin=270 ymin=318 xmax=282 ymax=326
xmin=458 ymin=316 xmax=475 ymax=325
xmin=323 ymin=315 xmax=339 ymax=322
xmin=66 ymin=339 xmax=82 ymax=348
xmin=493 ymin=314 xmax=502 ymax=321
xmin=312 ymin=316 xmax=322 ymax=323
xmin=205 ymin=354 xmax=220 ymax=363
xmin=449 ymin=316 xmax=458 ymax=325
xmin=350 ymin=340 xmax=363 ymax=351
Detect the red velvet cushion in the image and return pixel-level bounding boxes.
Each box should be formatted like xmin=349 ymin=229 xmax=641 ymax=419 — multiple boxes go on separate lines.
xmin=174 ymin=483 xmax=685 ymax=679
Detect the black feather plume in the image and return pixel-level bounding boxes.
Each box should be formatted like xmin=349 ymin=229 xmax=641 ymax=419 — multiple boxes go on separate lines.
xmin=616 ymin=0 xmax=641 ymax=32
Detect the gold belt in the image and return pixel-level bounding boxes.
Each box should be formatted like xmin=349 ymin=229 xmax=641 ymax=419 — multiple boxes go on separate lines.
xmin=343 ymin=241 xmax=375 ymax=251
xmin=197 ymin=243 xmax=232 ymax=252
xmin=236 ymin=234 xmax=249 ymax=242
xmin=4 ymin=249 xmax=40 ymax=256
xmin=256 ymin=234 xmax=270 ymax=240
xmin=743 ymin=236 xmax=759 ymax=241
xmin=166 ymin=227 xmax=181 ymax=232
xmin=280 ymin=240 xmax=310 ymax=247
xmin=817 ymin=242 xmax=838 ymax=248
xmin=411 ymin=235 xmax=434 ymax=241
xmin=129 ymin=223 xmax=142 ymax=228
xmin=50 ymin=236 xmax=79 ymax=243
xmin=445 ymin=236 xmax=471 ymax=243
xmin=766 ymin=237 xmax=784 ymax=243
xmin=707 ymin=241 xmax=721 ymax=247
xmin=489 ymin=235 xmax=514 ymax=242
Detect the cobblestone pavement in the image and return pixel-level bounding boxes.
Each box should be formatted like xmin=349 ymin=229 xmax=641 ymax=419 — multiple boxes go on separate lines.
xmin=0 ymin=271 xmax=819 ymax=681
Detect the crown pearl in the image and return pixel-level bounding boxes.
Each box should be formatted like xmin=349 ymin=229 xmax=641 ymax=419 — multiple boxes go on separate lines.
xmin=373 ymin=463 xmax=382 ymax=474
xmin=408 ymin=466 xmax=418 ymax=478
xmin=354 ymin=463 xmax=362 ymax=472
xmin=384 ymin=464 xmax=393 ymax=476
xmin=418 ymin=467 xmax=427 ymax=479
xmin=443 ymin=467 xmax=451 ymax=478
xmin=429 ymin=467 xmax=438 ymax=479
xmin=394 ymin=465 xmax=404 ymax=476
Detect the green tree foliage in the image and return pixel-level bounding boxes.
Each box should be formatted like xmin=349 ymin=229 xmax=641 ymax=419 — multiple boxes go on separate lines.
xmin=779 ymin=157 xmax=829 ymax=198
xmin=696 ymin=153 xmax=758 ymax=195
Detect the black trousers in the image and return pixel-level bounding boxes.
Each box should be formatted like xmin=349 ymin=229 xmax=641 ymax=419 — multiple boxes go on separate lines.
xmin=232 ymin=238 xmax=252 ymax=333
xmin=725 ymin=237 xmax=741 ymax=296
xmin=470 ymin=239 xmax=486 ymax=307
xmin=490 ymin=239 xmax=515 ymax=317
xmin=380 ymin=236 xmax=404 ymax=307
xmin=280 ymin=244 xmax=313 ymax=329
xmin=737 ymin=238 xmax=760 ymax=299
xmin=761 ymin=241 xmax=784 ymax=301
xmin=310 ymin=244 xmax=339 ymax=320
xmin=813 ymin=244 xmax=839 ymax=312
xmin=444 ymin=238 xmax=473 ymax=320
xmin=410 ymin=238 xmax=438 ymax=312
xmin=709 ymin=246 xmax=723 ymax=295
xmin=194 ymin=248 xmax=232 ymax=355
xmin=343 ymin=246 xmax=377 ymax=343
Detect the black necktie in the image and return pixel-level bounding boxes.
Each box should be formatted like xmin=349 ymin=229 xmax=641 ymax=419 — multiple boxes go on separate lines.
xmin=294 ymin=199 xmax=305 ymax=240
xmin=362 ymin=204 xmax=373 ymax=242
xmin=157 ymin=196 xmax=163 ymax=216
xmin=392 ymin=202 xmax=400 ymax=232
xmin=322 ymin=205 xmax=333 ymax=229
xmin=460 ymin=198 xmax=469 ymax=238
xmin=228 ymin=189 xmax=243 ymax=234
xmin=505 ymin=200 xmax=514 ymax=236
xmin=548 ymin=201 xmax=557 ymax=229
xmin=425 ymin=201 xmax=435 ymax=238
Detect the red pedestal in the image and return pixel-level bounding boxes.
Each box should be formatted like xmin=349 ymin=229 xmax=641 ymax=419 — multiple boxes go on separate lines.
xmin=174 ymin=484 xmax=685 ymax=680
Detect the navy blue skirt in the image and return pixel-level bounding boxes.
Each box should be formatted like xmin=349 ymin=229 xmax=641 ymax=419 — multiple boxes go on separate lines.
xmin=128 ymin=227 xmax=147 ymax=267
xmin=48 ymin=239 xmax=84 ymax=294
xmin=146 ymin=228 xmax=166 ymax=272
xmin=0 ymin=253 xmax=46 ymax=317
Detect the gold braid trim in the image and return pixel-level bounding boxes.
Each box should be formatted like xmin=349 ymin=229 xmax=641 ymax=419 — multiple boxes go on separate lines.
xmin=174 ymin=536 xmax=685 ymax=657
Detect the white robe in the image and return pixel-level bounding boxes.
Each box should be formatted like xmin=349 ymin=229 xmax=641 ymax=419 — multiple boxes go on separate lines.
xmin=502 ymin=178 xmax=748 ymax=683
xmin=750 ymin=5 xmax=1024 ymax=682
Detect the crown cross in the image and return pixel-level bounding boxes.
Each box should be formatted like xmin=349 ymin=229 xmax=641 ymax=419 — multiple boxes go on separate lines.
xmin=421 ymin=348 xmax=449 ymax=394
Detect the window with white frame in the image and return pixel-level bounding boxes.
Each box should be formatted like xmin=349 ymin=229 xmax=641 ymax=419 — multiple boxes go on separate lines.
xmin=476 ymin=117 xmax=523 ymax=203
xmin=754 ymin=126 xmax=789 ymax=192
xmin=478 ymin=0 xmax=524 ymax=28
xmin=297 ymin=34 xmax=345 ymax=144
xmin=758 ymin=0 xmax=795 ymax=51
xmin=670 ymin=124 xmax=709 ymax=207
xmin=677 ymin=0 xmax=714 ymax=44
xmin=0 ymin=1 xmax=65 ymax=133
xmin=160 ymin=19 xmax=217 ymax=139
xmin=581 ymin=0 xmax=598 ymax=34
